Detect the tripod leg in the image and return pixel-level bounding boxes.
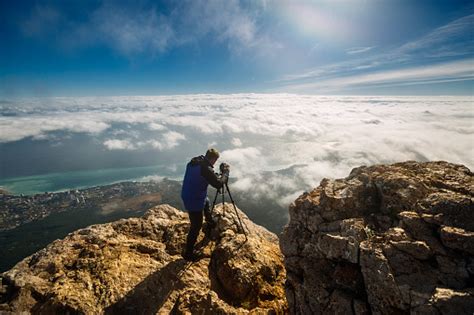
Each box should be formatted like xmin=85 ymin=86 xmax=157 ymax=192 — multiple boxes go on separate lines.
xmin=211 ymin=187 xmax=220 ymax=213
xmin=221 ymin=184 xmax=226 ymax=216
xmin=225 ymin=183 xmax=248 ymax=241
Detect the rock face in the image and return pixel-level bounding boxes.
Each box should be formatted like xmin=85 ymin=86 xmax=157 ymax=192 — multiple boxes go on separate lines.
xmin=280 ymin=161 xmax=474 ymax=314
xmin=0 ymin=203 xmax=287 ymax=314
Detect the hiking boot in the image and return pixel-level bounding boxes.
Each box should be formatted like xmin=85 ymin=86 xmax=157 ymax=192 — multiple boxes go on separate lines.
xmin=207 ymin=219 xmax=216 ymax=230
xmin=182 ymin=250 xmax=202 ymax=262
xmin=203 ymin=220 xmax=216 ymax=237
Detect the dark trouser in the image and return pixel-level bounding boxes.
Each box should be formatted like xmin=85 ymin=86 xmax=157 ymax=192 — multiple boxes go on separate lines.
xmin=185 ymin=199 xmax=212 ymax=255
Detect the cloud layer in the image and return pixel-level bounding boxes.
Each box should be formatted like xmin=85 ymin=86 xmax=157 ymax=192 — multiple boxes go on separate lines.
xmin=285 ymin=59 xmax=474 ymax=92
xmin=1 ymin=94 xmax=472 ymax=207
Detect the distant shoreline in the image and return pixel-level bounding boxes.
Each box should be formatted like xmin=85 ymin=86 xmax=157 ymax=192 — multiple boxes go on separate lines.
xmin=0 ymin=179 xmax=184 ymax=272
xmin=0 ymin=164 xmax=182 ymax=196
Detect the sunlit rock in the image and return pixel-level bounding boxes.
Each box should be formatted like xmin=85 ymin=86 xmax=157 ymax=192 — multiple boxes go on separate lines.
xmin=0 ymin=204 xmax=287 ymax=313
xmin=280 ymin=161 xmax=474 ymax=314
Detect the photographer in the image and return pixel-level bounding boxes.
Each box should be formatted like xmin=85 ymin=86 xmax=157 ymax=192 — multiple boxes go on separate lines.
xmin=181 ymin=148 xmax=230 ymax=261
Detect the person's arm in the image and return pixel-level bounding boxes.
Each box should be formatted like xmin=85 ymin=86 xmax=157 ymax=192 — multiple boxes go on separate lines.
xmin=201 ymin=165 xmax=227 ymax=189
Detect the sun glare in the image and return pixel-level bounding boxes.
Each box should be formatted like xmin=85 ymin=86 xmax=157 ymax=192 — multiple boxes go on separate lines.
xmin=279 ymin=3 xmax=354 ymax=43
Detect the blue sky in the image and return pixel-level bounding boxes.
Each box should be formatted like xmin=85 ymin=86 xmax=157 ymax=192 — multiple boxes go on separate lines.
xmin=0 ymin=0 xmax=473 ymax=96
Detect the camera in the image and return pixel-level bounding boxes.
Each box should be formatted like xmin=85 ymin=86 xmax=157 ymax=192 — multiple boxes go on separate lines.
xmin=219 ymin=162 xmax=230 ymax=174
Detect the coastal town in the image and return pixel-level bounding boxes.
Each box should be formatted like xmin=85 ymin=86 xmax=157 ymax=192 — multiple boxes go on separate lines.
xmin=0 ymin=179 xmax=181 ymax=231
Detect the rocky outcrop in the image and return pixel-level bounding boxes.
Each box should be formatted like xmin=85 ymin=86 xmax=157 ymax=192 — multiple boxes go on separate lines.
xmin=0 ymin=203 xmax=287 ymax=314
xmin=280 ymin=161 xmax=474 ymax=314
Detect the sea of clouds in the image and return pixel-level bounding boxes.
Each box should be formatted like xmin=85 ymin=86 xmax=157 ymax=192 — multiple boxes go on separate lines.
xmin=1 ymin=94 xmax=472 ymax=207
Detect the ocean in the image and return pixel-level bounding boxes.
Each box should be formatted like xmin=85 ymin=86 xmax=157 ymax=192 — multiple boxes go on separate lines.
xmin=0 ymin=164 xmax=182 ymax=196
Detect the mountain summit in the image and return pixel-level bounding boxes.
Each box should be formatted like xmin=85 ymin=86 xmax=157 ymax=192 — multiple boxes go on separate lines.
xmin=0 ymin=203 xmax=287 ymax=313
xmin=281 ymin=161 xmax=474 ymax=314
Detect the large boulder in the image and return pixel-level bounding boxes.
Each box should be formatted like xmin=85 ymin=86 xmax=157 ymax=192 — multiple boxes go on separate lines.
xmin=0 ymin=204 xmax=287 ymax=314
xmin=280 ymin=161 xmax=474 ymax=314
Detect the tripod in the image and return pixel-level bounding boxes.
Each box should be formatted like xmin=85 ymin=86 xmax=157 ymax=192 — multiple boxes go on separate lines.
xmin=210 ymin=182 xmax=248 ymax=242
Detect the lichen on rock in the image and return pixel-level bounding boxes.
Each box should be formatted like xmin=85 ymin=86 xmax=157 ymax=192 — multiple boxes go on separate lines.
xmin=280 ymin=161 xmax=474 ymax=314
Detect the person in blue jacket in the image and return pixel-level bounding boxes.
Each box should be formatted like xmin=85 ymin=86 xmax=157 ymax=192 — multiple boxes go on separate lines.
xmin=181 ymin=148 xmax=229 ymax=261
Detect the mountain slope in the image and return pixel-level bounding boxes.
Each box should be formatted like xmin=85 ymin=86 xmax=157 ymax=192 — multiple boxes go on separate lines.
xmin=0 ymin=203 xmax=287 ymax=314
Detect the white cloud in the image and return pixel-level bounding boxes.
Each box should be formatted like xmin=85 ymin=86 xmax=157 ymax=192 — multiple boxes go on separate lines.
xmin=22 ymin=1 xmax=274 ymax=58
xmin=399 ymin=14 xmax=474 ymax=58
xmin=85 ymin=3 xmax=173 ymax=56
xmin=277 ymin=13 xmax=474 ymax=91
xmin=148 ymin=122 xmax=166 ymax=130
xmin=21 ymin=3 xmax=173 ymax=57
xmin=186 ymin=1 xmax=256 ymax=46
xmin=102 ymin=131 xmax=186 ymax=151
xmin=2 ymin=94 xmax=473 ymax=209
xmin=220 ymin=147 xmax=266 ymax=178
xmin=103 ymin=139 xmax=136 ymax=150
xmin=284 ymin=58 xmax=474 ymax=92
xmin=172 ymin=0 xmax=278 ymax=56
xmin=231 ymin=138 xmax=242 ymax=147
xmin=163 ymin=131 xmax=186 ymax=147
xmin=346 ymin=46 xmax=374 ymax=55
xmin=0 ymin=114 xmax=110 ymax=142
xmin=145 ymin=131 xmax=186 ymax=150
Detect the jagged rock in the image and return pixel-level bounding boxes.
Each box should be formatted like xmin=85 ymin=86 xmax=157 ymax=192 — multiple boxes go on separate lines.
xmin=389 ymin=240 xmax=432 ymax=260
xmin=317 ymin=233 xmax=359 ymax=263
xmin=280 ymin=161 xmax=474 ymax=314
xmin=440 ymin=226 xmax=474 ymax=255
xmin=427 ymin=288 xmax=474 ymax=315
xmin=0 ymin=204 xmax=287 ymax=314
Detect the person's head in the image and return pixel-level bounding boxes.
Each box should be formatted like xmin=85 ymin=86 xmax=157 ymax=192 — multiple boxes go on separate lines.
xmin=205 ymin=148 xmax=220 ymax=166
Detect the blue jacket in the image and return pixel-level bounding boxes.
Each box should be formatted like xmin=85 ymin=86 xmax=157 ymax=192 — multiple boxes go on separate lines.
xmin=181 ymin=155 xmax=225 ymax=212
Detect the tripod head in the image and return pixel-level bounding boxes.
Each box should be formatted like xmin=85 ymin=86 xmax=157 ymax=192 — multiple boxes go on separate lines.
xmin=219 ymin=162 xmax=230 ymax=174
xmin=219 ymin=162 xmax=230 ymax=184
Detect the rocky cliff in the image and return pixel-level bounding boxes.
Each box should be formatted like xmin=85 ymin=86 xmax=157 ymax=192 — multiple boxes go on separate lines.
xmin=280 ymin=161 xmax=474 ymax=314
xmin=2 ymin=160 xmax=473 ymax=315
xmin=0 ymin=204 xmax=287 ymax=314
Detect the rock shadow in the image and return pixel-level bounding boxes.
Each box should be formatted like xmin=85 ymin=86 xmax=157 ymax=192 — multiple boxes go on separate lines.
xmin=104 ymin=259 xmax=191 ymax=314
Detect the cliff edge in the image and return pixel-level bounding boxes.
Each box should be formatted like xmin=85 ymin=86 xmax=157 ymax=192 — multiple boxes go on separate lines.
xmin=280 ymin=161 xmax=474 ymax=314
xmin=0 ymin=203 xmax=287 ymax=314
